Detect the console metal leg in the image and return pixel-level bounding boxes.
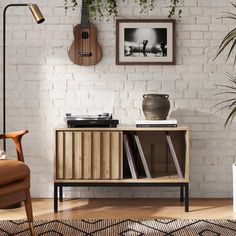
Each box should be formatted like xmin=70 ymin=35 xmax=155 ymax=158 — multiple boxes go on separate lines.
xmin=59 ymin=186 xmax=63 ymax=202
xmin=185 ymin=184 xmax=189 ymax=212
xmin=180 ymin=186 xmax=184 ymax=202
xmin=54 ymin=184 xmax=58 ymax=213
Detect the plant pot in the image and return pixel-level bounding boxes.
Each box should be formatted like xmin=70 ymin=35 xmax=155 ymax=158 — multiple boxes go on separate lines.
xmin=142 ymin=94 xmax=170 ymax=120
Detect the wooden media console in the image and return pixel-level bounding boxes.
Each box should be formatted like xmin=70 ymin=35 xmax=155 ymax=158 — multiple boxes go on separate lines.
xmin=54 ymin=126 xmax=189 ymax=212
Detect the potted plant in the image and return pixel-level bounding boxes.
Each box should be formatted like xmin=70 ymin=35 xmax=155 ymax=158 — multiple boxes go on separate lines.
xmin=214 ymin=3 xmax=236 ymax=126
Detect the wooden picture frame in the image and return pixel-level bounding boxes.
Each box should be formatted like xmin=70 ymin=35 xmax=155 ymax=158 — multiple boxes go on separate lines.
xmin=116 ymin=19 xmax=176 ymax=65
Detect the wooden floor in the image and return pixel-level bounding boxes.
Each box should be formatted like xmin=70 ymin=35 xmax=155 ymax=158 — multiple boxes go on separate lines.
xmin=0 ymin=198 xmax=235 ymax=220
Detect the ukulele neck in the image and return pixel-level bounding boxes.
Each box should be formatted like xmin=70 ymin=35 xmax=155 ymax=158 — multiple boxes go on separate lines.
xmin=81 ymin=0 xmax=90 ymax=28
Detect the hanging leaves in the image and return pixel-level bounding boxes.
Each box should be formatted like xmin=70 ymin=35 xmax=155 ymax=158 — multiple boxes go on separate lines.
xmin=168 ymin=0 xmax=182 ymax=18
xmin=136 ymin=0 xmax=155 ymax=13
xmin=65 ymin=0 xmax=78 ymax=10
xmin=64 ymin=0 xmax=182 ymax=19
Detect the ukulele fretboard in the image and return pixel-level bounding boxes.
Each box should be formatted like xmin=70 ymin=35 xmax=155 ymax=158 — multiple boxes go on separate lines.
xmin=81 ymin=0 xmax=90 ymax=28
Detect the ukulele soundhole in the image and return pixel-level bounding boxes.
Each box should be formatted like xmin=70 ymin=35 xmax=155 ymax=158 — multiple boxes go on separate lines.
xmin=82 ymin=31 xmax=89 ymax=39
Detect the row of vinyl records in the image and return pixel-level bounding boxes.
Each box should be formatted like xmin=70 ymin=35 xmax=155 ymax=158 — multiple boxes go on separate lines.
xmin=123 ymin=134 xmax=183 ymax=179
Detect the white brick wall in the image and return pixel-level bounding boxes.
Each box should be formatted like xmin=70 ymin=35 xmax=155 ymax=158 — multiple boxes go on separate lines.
xmin=0 ymin=0 xmax=236 ymax=198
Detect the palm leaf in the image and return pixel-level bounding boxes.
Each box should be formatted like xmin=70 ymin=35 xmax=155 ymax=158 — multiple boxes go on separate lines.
xmin=226 ymin=72 xmax=236 ymax=82
xmin=215 ymin=84 xmax=236 ymax=90
xmin=215 ymin=91 xmax=236 ymax=96
xmin=213 ymin=104 xmax=234 ymax=115
xmin=213 ymin=4 xmax=236 ymax=125
xmin=214 ymin=28 xmax=236 ymax=61
xmin=220 ymin=12 xmax=236 ymax=18
xmin=219 ymin=14 xmax=236 ymax=20
xmin=229 ymin=101 xmax=236 ymax=109
xmin=219 ymin=28 xmax=236 ymax=49
xmin=231 ymin=2 xmax=236 ymax=8
xmin=227 ymin=38 xmax=236 ymax=61
xmin=214 ymin=73 xmax=236 ymax=126
xmin=218 ymin=16 xmax=236 ymax=20
xmin=213 ymin=98 xmax=236 ymax=108
xmin=214 ymin=40 xmax=235 ymax=61
xmin=225 ymin=107 xmax=236 ymax=126
xmin=214 ymin=3 xmax=236 ymax=61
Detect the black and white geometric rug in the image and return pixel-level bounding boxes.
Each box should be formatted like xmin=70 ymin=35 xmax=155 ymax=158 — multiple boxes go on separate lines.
xmin=1 ymin=219 xmax=236 ymax=235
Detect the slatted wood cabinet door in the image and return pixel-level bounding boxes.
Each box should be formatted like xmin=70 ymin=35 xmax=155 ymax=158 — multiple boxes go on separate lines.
xmin=55 ymin=131 xmax=123 ymax=180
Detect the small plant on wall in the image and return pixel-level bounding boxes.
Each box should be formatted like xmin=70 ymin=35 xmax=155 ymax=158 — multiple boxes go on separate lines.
xmin=64 ymin=0 xmax=182 ymax=19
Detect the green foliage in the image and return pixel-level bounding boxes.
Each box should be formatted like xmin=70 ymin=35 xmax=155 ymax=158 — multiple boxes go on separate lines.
xmin=136 ymin=0 xmax=155 ymax=13
xmin=214 ymin=73 xmax=236 ymax=126
xmin=64 ymin=0 xmax=182 ymax=19
xmin=85 ymin=0 xmax=104 ymax=19
xmin=168 ymin=0 xmax=182 ymax=18
xmin=214 ymin=2 xmax=236 ymax=62
xmin=214 ymin=3 xmax=236 ymax=126
xmin=65 ymin=0 xmax=78 ymax=10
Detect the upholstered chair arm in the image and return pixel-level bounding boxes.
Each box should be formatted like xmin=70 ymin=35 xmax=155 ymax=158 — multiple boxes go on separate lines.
xmin=0 ymin=130 xmax=28 ymax=162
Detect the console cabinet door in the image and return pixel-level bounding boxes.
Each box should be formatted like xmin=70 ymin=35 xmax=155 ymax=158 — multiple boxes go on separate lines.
xmin=55 ymin=131 xmax=123 ymax=180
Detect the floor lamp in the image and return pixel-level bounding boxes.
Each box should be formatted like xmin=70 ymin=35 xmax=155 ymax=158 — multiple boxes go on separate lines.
xmin=3 ymin=4 xmax=45 ymax=151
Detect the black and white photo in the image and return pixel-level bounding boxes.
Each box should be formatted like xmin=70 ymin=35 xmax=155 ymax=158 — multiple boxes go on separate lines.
xmin=116 ymin=19 xmax=175 ymax=65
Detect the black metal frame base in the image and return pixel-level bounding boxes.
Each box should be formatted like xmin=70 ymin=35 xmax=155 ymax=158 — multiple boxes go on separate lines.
xmin=54 ymin=182 xmax=189 ymax=213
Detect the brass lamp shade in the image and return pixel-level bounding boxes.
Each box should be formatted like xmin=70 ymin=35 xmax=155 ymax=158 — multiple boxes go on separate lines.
xmin=29 ymin=4 xmax=45 ymax=24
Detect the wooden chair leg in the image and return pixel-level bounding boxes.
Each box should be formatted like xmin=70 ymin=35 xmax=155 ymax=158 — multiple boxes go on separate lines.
xmin=29 ymin=222 xmax=35 ymax=236
xmin=24 ymin=190 xmax=35 ymax=236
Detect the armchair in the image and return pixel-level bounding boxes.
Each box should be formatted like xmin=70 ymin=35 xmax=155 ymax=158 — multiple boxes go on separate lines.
xmin=0 ymin=130 xmax=34 ymax=236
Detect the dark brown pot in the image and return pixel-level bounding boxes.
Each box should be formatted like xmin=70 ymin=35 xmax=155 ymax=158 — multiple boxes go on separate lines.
xmin=142 ymin=94 xmax=170 ymax=120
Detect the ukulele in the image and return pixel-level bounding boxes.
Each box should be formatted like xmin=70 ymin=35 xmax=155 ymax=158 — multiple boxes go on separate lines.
xmin=68 ymin=0 xmax=102 ymax=66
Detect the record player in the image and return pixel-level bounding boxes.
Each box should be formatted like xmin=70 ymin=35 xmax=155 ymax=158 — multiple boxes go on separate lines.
xmin=65 ymin=113 xmax=119 ymax=128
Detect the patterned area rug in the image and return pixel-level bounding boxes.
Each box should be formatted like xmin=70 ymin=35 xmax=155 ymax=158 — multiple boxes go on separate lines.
xmin=0 ymin=219 xmax=236 ymax=235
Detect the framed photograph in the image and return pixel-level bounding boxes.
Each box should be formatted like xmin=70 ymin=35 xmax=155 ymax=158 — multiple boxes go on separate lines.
xmin=116 ymin=19 xmax=176 ymax=65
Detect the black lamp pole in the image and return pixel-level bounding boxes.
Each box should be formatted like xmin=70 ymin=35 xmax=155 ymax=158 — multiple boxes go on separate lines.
xmin=3 ymin=4 xmax=28 ymax=151
xmin=2 ymin=4 xmax=45 ymax=151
